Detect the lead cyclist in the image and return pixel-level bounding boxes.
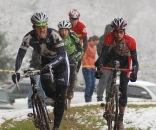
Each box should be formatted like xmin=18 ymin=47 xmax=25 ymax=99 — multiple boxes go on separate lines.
xmin=12 ymin=12 xmax=69 ymax=130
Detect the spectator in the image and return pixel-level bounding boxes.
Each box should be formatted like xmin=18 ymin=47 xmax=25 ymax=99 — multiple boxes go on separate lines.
xmin=96 ymin=24 xmax=113 ymax=101
xmin=69 ymin=9 xmax=88 ymax=72
xmin=81 ymin=35 xmax=99 ymax=102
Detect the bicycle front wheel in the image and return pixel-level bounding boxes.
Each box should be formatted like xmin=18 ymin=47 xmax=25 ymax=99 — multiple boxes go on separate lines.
xmin=33 ymin=94 xmax=51 ymax=130
xmin=114 ymin=87 xmax=119 ymax=130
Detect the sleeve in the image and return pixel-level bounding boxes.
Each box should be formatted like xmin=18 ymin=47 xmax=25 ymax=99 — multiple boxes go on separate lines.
xmin=130 ymin=50 xmax=139 ymax=74
xmin=47 ymin=30 xmax=67 ymax=68
xmin=15 ymin=48 xmax=27 ymax=72
xmin=81 ymin=23 xmax=87 ymax=37
xmin=15 ymin=34 xmax=32 ymax=72
xmin=70 ymin=32 xmax=83 ymax=61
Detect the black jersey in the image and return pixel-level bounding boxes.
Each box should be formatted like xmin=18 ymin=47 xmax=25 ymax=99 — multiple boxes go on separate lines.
xmin=15 ymin=28 xmax=68 ymax=72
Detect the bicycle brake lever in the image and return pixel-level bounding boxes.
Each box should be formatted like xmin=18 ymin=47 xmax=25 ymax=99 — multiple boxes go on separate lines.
xmin=15 ymin=78 xmax=20 ymax=92
xmin=47 ymin=65 xmax=54 ymax=83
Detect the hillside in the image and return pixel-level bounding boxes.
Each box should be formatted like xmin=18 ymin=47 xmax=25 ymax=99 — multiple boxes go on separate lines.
xmin=0 ymin=0 xmax=156 ymax=83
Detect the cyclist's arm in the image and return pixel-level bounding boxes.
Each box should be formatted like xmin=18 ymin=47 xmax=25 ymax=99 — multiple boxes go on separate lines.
xmin=95 ymin=43 xmax=109 ymax=67
xmin=15 ymin=34 xmax=31 ymax=72
xmin=48 ymin=30 xmax=67 ymax=68
xmin=48 ymin=44 xmax=67 ymax=68
xmin=82 ymin=36 xmax=87 ymax=52
xmin=70 ymin=32 xmax=83 ymax=61
xmin=15 ymin=48 xmax=27 ymax=72
xmin=130 ymin=49 xmax=139 ymax=73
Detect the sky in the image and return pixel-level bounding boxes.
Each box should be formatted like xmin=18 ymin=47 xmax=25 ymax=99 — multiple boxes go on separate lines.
xmin=0 ymin=95 xmax=156 ymax=130
xmin=0 ymin=0 xmax=156 ymax=84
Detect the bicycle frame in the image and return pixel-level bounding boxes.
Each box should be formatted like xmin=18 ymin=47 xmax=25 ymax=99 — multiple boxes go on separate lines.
xmin=18 ymin=68 xmax=52 ymax=130
xmin=101 ymin=61 xmax=131 ymax=130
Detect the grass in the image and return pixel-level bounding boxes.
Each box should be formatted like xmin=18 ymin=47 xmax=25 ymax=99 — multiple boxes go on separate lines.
xmin=0 ymin=104 xmax=156 ymax=130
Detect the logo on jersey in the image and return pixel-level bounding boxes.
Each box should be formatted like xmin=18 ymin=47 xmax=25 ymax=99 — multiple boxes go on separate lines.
xmin=112 ymin=40 xmax=130 ymax=56
xmin=83 ymin=28 xmax=87 ymax=33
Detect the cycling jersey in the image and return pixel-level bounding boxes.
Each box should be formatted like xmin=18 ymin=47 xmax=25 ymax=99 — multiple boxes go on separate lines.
xmin=97 ymin=32 xmax=138 ymax=71
xmin=62 ymin=30 xmax=83 ymax=65
xmin=70 ymin=21 xmax=87 ymax=42
xmin=15 ymin=28 xmax=68 ymax=72
xmin=95 ymin=31 xmax=139 ymax=107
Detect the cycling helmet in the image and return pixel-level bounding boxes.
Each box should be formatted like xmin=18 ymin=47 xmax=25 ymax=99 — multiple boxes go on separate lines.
xmin=58 ymin=20 xmax=72 ymax=30
xmin=69 ymin=9 xmax=80 ymax=18
xmin=111 ymin=18 xmax=127 ymax=30
xmin=31 ymin=12 xmax=48 ymax=26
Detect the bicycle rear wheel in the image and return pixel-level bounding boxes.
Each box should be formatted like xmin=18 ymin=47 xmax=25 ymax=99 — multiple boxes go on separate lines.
xmin=33 ymin=94 xmax=51 ymax=130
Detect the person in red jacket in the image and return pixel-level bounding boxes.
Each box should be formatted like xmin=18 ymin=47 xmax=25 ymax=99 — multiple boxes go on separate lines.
xmin=82 ymin=35 xmax=99 ymax=102
xmin=95 ymin=18 xmax=139 ymax=130
xmin=69 ymin=9 xmax=88 ymax=72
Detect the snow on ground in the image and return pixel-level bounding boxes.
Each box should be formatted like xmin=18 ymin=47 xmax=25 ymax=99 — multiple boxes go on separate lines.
xmin=0 ymin=92 xmax=156 ymax=129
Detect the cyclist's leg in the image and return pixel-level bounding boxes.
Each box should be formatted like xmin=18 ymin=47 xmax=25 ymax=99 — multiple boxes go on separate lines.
xmin=53 ymin=63 xmax=69 ymax=129
xmin=76 ymin=60 xmax=81 ymax=73
xmin=67 ymin=65 xmax=77 ymax=100
xmin=82 ymin=68 xmax=92 ymax=102
xmin=40 ymin=74 xmax=56 ymax=100
xmin=118 ymin=71 xmax=129 ymax=130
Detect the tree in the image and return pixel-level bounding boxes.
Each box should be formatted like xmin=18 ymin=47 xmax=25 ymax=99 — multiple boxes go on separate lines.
xmin=0 ymin=32 xmax=14 ymax=81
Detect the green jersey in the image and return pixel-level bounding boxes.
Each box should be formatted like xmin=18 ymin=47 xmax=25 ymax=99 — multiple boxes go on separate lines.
xmin=62 ymin=30 xmax=83 ymax=65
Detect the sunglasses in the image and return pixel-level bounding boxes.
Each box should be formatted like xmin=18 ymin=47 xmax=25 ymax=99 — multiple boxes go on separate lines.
xmin=70 ymin=18 xmax=78 ymax=21
xmin=113 ymin=30 xmax=125 ymax=34
xmin=35 ymin=25 xmax=47 ymax=30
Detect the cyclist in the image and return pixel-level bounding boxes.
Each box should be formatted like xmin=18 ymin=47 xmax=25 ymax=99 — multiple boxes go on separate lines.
xmin=69 ymin=9 xmax=88 ymax=72
xmin=95 ymin=18 xmax=139 ymax=130
xmin=12 ymin=12 xmax=69 ymax=130
xmin=57 ymin=20 xmax=83 ymax=109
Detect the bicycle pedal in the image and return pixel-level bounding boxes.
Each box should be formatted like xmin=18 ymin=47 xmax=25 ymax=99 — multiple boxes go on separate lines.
xmin=27 ymin=113 xmax=34 ymax=117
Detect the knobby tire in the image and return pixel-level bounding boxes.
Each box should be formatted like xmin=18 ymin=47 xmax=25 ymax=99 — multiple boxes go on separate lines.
xmin=33 ymin=94 xmax=51 ymax=130
xmin=114 ymin=87 xmax=119 ymax=130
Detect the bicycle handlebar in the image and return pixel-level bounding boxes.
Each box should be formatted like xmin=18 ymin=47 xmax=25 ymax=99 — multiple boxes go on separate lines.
xmin=16 ymin=66 xmax=54 ymax=92
xmin=102 ymin=66 xmax=132 ymax=72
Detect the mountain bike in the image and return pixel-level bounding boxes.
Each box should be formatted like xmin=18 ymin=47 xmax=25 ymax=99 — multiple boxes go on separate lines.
xmin=17 ymin=68 xmax=52 ymax=130
xmin=100 ymin=61 xmax=131 ymax=130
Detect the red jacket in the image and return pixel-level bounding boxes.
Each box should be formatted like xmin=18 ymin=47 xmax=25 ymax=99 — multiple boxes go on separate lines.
xmin=70 ymin=21 xmax=87 ymax=43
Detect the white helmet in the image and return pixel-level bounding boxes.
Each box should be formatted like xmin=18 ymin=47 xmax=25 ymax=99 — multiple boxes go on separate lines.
xmin=68 ymin=9 xmax=80 ymax=18
xmin=58 ymin=20 xmax=72 ymax=30
xmin=111 ymin=18 xmax=127 ymax=30
xmin=31 ymin=12 xmax=48 ymax=26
